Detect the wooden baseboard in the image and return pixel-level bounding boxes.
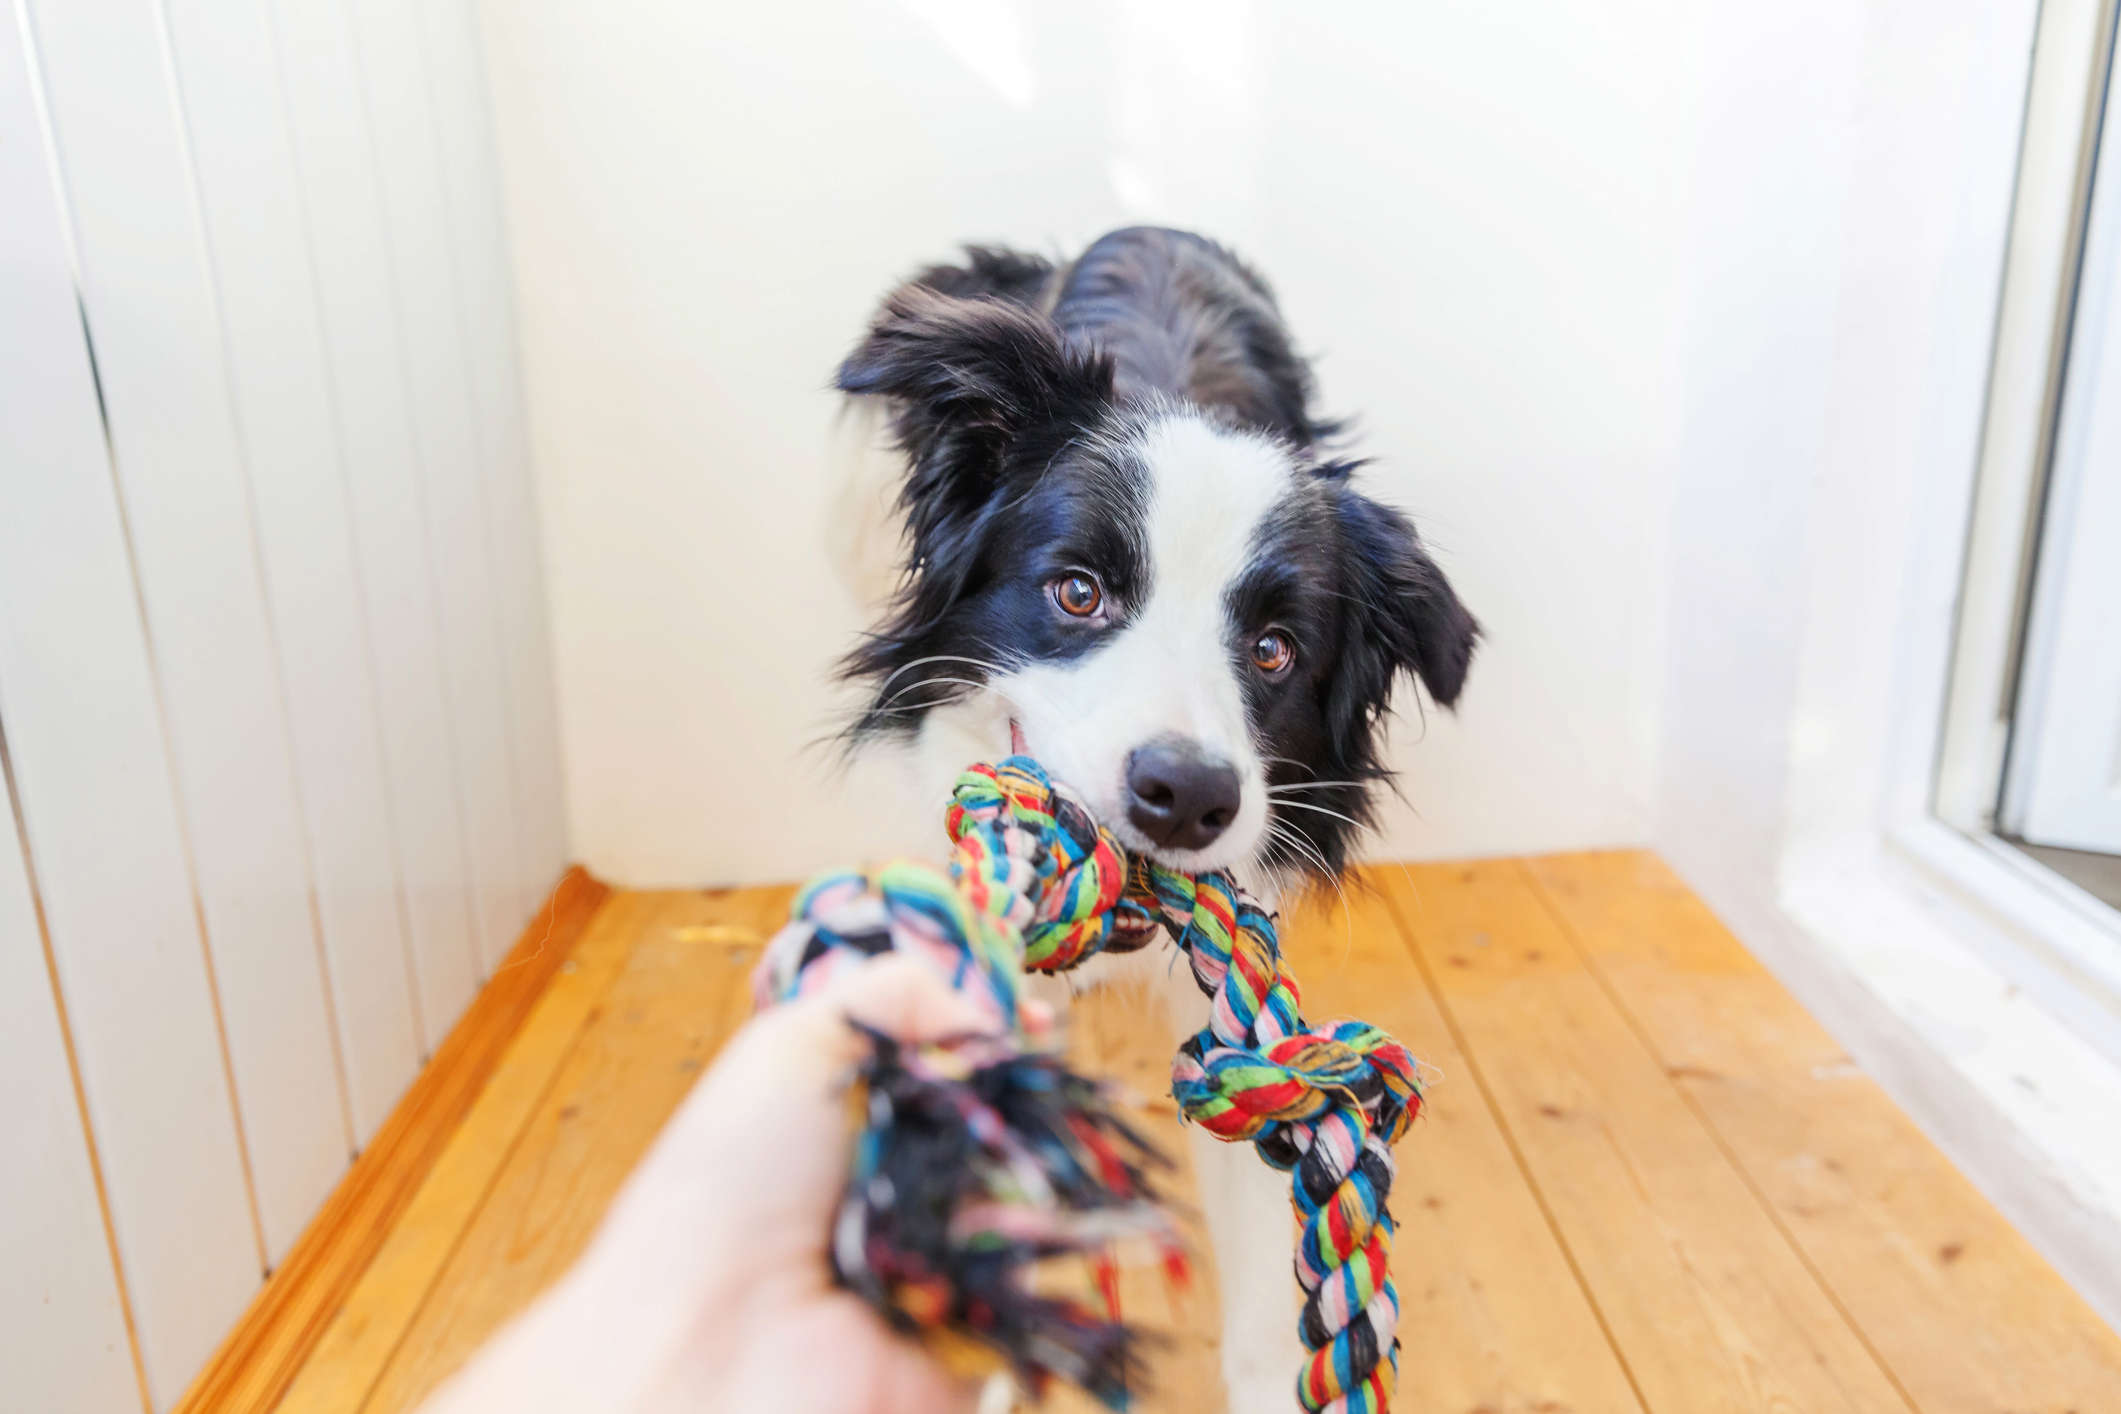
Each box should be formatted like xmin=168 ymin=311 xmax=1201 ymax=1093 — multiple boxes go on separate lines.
xmin=174 ymin=867 xmax=612 ymax=1414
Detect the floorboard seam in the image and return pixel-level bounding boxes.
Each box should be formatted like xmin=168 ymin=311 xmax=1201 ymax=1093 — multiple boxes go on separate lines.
xmin=1516 ymin=858 xmax=1926 ymax=1414
xmin=348 ymin=922 xmax=630 ymax=1413
xmin=1374 ymin=864 xmax=1655 ymax=1414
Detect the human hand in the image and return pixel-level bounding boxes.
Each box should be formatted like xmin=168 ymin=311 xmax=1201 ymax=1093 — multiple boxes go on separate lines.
xmin=421 ymin=953 xmax=1031 ymax=1414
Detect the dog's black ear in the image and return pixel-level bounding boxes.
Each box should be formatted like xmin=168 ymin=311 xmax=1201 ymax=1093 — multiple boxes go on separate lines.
xmin=837 ymin=286 xmax=1114 ymax=518
xmin=1330 ymin=485 xmax=1480 ymax=715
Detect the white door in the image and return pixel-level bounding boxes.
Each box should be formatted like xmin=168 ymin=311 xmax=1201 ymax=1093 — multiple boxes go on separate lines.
xmin=2003 ymin=54 xmax=2121 ymax=854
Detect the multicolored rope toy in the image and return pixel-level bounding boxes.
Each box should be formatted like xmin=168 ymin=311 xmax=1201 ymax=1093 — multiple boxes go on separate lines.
xmin=752 ymin=756 xmax=1179 ymax=1404
xmin=1134 ymin=859 xmax=1421 ymax=1414
xmin=753 ymin=756 xmax=1424 ymax=1412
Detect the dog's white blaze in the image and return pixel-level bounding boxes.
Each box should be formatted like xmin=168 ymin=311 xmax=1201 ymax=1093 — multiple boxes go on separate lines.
xmin=995 ymin=412 xmax=1295 ymax=875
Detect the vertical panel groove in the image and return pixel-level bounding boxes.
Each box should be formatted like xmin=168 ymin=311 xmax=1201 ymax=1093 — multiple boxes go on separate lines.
xmin=408 ymin=4 xmax=534 ymax=928
xmin=337 ymin=0 xmax=487 ymax=988
xmin=268 ymin=0 xmax=431 ymax=1056
xmin=149 ymin=0 xmax=359 ymax=1164
xmin=8 ymin=0 xmax=567 ymax=1379
xmin=339 ymin=0 xmax=511 ymax=978
xmin=13 ymin=0 xmax=273 ymax=1278
xmin=431 ymin=0 xmax=569 ymax=888
xmin=0 ymin=710 xmax=153 ymax=1414
xmin=273 ymin=0 xmax=485 ymax=1048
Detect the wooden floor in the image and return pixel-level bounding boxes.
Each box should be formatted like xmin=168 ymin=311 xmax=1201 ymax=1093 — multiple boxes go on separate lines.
xmin=256 ymin=852 xmax=2121 ymax=1414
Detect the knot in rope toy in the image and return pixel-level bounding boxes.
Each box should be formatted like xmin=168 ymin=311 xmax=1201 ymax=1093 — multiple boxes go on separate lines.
xmin=1133 ymin=864 xmax=1419 ymax=1414
xmin=752 ymin=759 xmax=1174 ymax=1404
xmin=755 ymin=757 xmax=1423 ymax=1413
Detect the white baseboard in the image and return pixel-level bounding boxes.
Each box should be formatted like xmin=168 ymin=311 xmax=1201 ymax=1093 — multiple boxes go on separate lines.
xmin=1666 ymin=831 xmax=2121 ymax=1334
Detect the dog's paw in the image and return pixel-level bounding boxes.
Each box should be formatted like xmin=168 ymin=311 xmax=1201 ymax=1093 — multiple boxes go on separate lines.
xmin=975 ymin=1372 xmax=1021 ymax=1414
xmin=1220 ymin=1341 xmax=1304 ymax=1414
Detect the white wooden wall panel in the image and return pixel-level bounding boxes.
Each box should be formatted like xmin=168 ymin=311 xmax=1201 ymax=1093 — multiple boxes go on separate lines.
xmin=9 ymin=0 xmax=566 ymax=1400
xmin=0 ymin=737 xmax=143 ymax=1413
xmin=25 ymin=0 xmax=354 ymax=1263
xmin=423 ymin=0 xmax=570 ymax=891
xmin=161 ymin=0 xmax=423 ymax=1141
xmin=0 ymin=9 xmax=263 ymax=1399
xmin=272 ymin=0 xmax=485 ymax=1038
xmin=347 ymin=0 xmax=535 ymax=966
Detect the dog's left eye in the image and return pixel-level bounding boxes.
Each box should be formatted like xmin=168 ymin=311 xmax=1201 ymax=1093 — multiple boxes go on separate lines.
xmin=1051 ymin=572 xmax=1104 ymax=618
xmin=1251 ymin=630 xmax=1295 ymax=675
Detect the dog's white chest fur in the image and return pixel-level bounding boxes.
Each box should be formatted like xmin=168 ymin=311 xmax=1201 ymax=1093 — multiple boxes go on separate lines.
xmin=835 ymin=227 xmax=1478 ymax=1409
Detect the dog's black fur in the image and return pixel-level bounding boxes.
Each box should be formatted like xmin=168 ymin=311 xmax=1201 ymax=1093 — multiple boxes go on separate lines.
xmin=836 ymin=226 xmax=1478 ymax=878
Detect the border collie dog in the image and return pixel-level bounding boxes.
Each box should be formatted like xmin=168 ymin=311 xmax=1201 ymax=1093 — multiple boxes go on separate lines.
xmin=835 ymin=226 xmax=1477 ymax=1410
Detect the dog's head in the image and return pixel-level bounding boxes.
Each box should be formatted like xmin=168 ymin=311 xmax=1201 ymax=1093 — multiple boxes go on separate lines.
xmin=838 ymin=287 xmax=1478 ymax=884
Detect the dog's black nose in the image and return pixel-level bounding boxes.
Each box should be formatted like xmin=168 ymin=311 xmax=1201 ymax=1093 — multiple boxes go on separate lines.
xmin=1124 ymin=738 xmax=1241 ymax=852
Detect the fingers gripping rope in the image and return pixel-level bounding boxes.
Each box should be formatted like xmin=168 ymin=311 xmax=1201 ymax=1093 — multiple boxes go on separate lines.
xmin=754 ymin=757 xmax=1423 ymax=1412
xmin=752 ymin=758 xmax=1171 ymax=1406
xmin=753 ymin=760 xmax=1134 ymax=1013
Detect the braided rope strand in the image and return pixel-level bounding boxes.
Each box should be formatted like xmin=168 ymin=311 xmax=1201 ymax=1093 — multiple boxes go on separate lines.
xmin=1136 ymin=864 xmax=1420 ymax=1414
xmin=753 ymin=756 xmax=1422 ymax=1412
xmin=753 ymin=760 xmax=1171 ymax=1405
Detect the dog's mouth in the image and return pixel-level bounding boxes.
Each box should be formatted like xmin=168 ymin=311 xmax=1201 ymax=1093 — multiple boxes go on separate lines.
xmin=1007 ymin=717 xmax=1158 ymax=946
xmin=1006 ymin=717 xmax=1256 ymax=890
xmin=1109 ymin=908 xmax=1160 ymax=946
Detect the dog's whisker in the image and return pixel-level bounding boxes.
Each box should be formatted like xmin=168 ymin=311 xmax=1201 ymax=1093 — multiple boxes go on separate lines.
xmin=980 ymin=681 xmax=1068 ymax=724
xmin=859 ymin=700 xmax=963 ymax=721
xmin=1255 ymin=822 xmax=1357 ymax=966
xmin=1254 ymin=839 xmax=1304 ymax=898
xmin=1266 ymin=798 xmax=1376 ymax=835
xmin=874 ymin=675 xmax=992 ymax=710
xmin=1265 ymin=781 xmax=1369 ymax=795
xmin=875 ymin=653 xmax=1022 ymax=695
xmin=1265 ymin=819 xmax=1335 ymax=879
xmin=1265 ymin=821 xmax=1356 ymax=966
xmin=866 ymin=671 xmax=1072 ymax=745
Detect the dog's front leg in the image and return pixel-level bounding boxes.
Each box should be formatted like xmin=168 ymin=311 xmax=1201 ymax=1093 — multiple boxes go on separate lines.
xmin=1190 ymin=1127 xmax=1303 ymax=1414
xmin=1135 ymin=946 xmax=1303 ymax=1414
xmin=1050 ymin=945 xmax=1305 ymax=1413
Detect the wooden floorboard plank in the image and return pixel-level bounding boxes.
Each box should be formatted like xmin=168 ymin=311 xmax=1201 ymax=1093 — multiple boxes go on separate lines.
xmin=1382 ymin=861 xmax=1910 ymax=1414
xmin=1045 ymin=975 xmax=1221 ymax=1414
xmin=1523 ymin=849 xmax=2121 ymax=1414
xmin=275 ymin=887 xmax=667 ymax=1414
xmin=1001 ymin=877 xmax=1645 ymax=1407
xmin=246 ymin=859 xmax=2121 ymax=1414
xmin=174 ymin=867 xmax=609 ymax=1414
xmin=357 ymin=885 xmax=793 ymax=1412
xmin=1052 ymin=884 xmax=1647 ymax=1414
xmin=1290 ymin=880 xmax=1649 ymax=1414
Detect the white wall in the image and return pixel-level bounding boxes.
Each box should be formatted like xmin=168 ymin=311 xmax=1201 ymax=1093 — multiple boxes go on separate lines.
xmin=1654 ymin=0 xmax=2033 ymax=934
xmin=479 ymin=0 xmax=1700 ymax=885
xmin=0 ymin=0 xmax=566 ymax=1406
xmin=1644 ymin=0 xmax=2121 ymax=1328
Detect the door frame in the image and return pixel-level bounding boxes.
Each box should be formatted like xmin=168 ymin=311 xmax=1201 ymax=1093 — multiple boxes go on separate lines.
xmin=1654 ymin=0 xmax=2121 ymax=1330
xmin=1923 ymin=0 xmax=2121 ymax=982
xmin=1997 ymin=0 xmax=2121 ymax=850
xmin=1933 ymin=0 xmax=2117 ymax=841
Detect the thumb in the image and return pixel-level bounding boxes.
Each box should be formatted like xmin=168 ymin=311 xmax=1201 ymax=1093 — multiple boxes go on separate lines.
xmin=806 ymin=951 xmax=1005 ymax=1052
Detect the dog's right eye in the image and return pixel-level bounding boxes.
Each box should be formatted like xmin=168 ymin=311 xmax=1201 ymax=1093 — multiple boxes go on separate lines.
xmin=1051 ymin=572 xmax=1104 ymax=618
